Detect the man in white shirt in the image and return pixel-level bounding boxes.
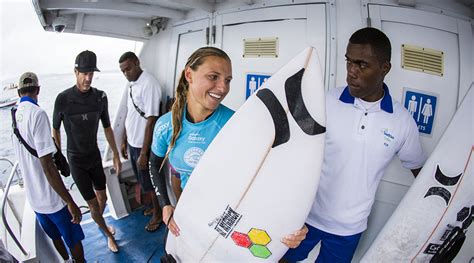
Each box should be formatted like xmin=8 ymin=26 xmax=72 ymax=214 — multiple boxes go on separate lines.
xmin=119 ymin=52 xmax=163 ymax=232
xmin=282 ymin=27 xmax=426 ymax=262
xmin=12 ymin=72 xmax=85 ymax=263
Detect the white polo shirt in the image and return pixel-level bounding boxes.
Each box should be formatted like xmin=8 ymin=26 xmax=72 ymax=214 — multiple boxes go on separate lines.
xmin=12 ymin=98 xmax=65 ymax=214
xmin=307 ymin=85 xmax=425 ymax=236
xmin=125 ymin=70 xmax=162 ymax=148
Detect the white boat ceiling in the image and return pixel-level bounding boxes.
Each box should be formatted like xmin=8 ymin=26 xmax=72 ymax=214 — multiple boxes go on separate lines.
xmin=32 ymin=0 xmax=473 ymax=41
xmin=31 ymin=0 xmax=258 ymax=40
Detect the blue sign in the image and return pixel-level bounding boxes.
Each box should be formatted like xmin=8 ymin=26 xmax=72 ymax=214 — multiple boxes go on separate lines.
xmin=404 ymin=90 xmax=437 ymax=135
xmin=246 ymin=73 xmax=271 ymax=99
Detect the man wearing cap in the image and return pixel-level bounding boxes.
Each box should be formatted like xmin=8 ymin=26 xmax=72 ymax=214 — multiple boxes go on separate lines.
xmin=52 ymin=50 xmax=122 ymax=252
xmin=118 ymin=51 xmax=163 ymax=232
xmin=12 ymin=72 xmax=85 ymax=262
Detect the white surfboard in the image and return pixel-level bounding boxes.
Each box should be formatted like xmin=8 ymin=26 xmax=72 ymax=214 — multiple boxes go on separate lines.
xmin=362 ymin=87 xmax=474 ymax=262
xmin=105 ymin=85 xmax=128 ymax=162
xmin=166 ymin=47 xmax=326 ymax=262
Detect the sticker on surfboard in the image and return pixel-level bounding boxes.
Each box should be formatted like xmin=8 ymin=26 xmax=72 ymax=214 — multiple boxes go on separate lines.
xmin=232 ymin=228 xmax=273 ymax=259
xmin=213 ymin=205 xmax=242 ymax=238
xmin=212 ymin=205 xmax=275 ymax=259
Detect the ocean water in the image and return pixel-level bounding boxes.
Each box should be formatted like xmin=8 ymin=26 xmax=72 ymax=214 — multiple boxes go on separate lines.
xmin=0 ymin=72 xmax=127 ymax=185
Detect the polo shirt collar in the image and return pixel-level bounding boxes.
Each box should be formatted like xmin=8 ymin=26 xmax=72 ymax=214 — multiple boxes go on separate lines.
xmin=131 ymin=70 xmax=145 ymax=86
xmin=339 ymin=83 xmax=393 ymax=113
xmin=20 ymin=96 xmax=38 ymax=106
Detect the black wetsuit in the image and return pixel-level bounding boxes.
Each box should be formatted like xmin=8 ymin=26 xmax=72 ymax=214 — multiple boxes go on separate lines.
xmin=53 ymin=86 xmax=110 ymax=201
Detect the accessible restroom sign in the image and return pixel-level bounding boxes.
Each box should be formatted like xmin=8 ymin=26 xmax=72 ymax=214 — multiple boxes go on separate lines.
xmin=403 ymin=89 xmax=438 ymax=135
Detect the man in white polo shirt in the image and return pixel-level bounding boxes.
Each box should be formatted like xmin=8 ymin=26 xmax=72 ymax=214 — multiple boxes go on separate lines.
xmin=119 ymin=51 xmax=163 ymax=232
xmin=12 ymin=72 xmax=85 ymax=263
xmin=283 ymin=27 xmax=425 ymax=262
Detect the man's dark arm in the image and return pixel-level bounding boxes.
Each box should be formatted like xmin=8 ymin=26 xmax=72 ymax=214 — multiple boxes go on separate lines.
xmin=137 ymin=116 xmax=158 ymax=170
xmin=121 ymin=128 xmax=128 ymax=159
xmin=39 ymin=154 xmax=81 ymax=224
xmin=52 ymin=94 xmax=63 ymax=147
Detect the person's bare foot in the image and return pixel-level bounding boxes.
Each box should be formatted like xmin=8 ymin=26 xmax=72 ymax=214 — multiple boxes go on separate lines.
xmin=143 ymin=207 xmax=154 ymax=216
xmin=107 ymin=236 xmax=119 ymax=253
xmin=145 ymin=214 xmax=163 ymax=232
xmin=107 ymin=225 xmax=116 ymax=236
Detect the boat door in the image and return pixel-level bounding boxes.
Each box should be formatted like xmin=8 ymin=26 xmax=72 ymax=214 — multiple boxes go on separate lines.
xmin=167 ymin=4 xmax=329 ymax=111
xmin=166 ymin=17 xmax=211 ymax=96
xmin=354 ymin=4 xmax=473 ymax=259
xmin=214 ymin=4 xmax=328 ymax=110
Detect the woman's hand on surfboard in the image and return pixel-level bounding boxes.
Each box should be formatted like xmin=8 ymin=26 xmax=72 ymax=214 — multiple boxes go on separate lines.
xmin=163 ymin=205 xmax=180 ymax=236
xmin=280 ymin=224 xmax=308 ymax=248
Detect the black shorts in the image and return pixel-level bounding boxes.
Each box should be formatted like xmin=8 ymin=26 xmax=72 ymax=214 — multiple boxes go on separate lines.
xmin=68 ymin=149 xmax=106 ymax=201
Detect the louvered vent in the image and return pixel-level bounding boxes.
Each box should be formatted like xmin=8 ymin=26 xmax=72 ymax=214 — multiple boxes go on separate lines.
xmin=243 ymin=37 xmax=278 ymax=58
xmin=402 ymin=44 xmax=444 ymax=76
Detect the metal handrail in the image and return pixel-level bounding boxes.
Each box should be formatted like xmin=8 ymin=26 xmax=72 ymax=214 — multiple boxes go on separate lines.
xmin=0 ymin=158 xmax=28 ymax=256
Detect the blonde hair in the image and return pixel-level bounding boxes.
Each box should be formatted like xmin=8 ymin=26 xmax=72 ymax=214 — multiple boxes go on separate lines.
xmin=161 ymin=47 xmax=231 ymax=168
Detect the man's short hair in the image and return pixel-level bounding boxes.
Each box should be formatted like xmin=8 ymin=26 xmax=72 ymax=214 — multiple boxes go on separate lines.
xmin=349 ymin=27 xmax=391 ymax=64
xmin=119 ymin=51 xmax=139 ymax=63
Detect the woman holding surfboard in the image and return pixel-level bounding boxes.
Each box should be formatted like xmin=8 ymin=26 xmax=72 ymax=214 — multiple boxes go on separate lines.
xmin=149 ymin=46 xmax=307 ymax=250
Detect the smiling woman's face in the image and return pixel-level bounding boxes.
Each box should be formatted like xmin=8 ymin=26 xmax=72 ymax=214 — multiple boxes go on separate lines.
xmin=185 ymin=56 xmax=232 ymax=115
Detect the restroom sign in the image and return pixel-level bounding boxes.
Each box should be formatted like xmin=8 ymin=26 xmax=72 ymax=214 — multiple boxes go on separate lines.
xmin=246 ymin=73 xmax=271 ymax=99
xmin=403 ymin=89 xmax=438 ymax=135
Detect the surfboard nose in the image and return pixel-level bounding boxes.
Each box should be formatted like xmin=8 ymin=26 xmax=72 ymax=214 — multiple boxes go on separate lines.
xmin=284 ymin=67 xmax=326 ymax=136
xmin=253 ymin=46 xmax=326 ymax=131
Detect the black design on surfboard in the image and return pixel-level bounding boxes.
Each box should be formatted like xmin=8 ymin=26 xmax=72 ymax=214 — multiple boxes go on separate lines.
xmin=434 ymin=165 xmax=462 ymax=186
xmin=461 ymin=206 xmax=473 ymax=230
xmin=424 ymin=187 xmax=452 ymax=205
xmin=424 ymin=165 xmax=463 ymax=205
xmin=285 ymin=68 xmax=326 ymax=135
xmin=430 ymin=226 xmax=466 ymax=262
xmin=256 ymin=89 xmax=290 ymax=148
xmin=214 ymin=205 xmax=242 ymax=238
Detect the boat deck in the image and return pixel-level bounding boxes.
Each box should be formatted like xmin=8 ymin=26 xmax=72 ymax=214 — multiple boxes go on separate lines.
xmin=81 ymin=206 xmax=166 ymax=262
xmin=67 ymin=176 xmax=167 ymax=262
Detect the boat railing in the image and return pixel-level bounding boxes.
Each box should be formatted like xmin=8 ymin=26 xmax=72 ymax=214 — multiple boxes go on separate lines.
xmin=0 ymin=157 xmax=28 ymax=256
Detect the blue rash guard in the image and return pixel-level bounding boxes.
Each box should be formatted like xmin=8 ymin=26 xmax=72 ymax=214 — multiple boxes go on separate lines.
xmin=151 ymin=104 xmax=234 ymax=189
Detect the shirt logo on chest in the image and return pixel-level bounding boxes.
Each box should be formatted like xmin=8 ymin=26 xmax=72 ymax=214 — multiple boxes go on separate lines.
xmin=82 ymin=114 xmax=88 ymax=121
xmin=381 ymin=128 xmax=395 ymax=147
xmin=188 ymin=132 xmax=206 ymax=144
xmin=184 ymin=147 xmax=204 ymax=168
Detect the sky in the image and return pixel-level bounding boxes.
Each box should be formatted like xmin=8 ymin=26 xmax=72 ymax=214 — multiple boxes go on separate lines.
xmin=0 ymin=0 xmax=141 ymax=82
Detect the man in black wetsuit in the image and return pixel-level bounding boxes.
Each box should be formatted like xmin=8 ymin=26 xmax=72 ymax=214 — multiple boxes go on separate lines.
xmin=53 ymin=50 xmax=122 ymax=253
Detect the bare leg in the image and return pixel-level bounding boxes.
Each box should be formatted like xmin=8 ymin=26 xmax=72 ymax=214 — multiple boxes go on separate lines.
xmin=87 ymin=194 xmax=118 ymax=252
xmin=96 ymin=190 xmax=115 ymax=235
xmin=96 ymin=189 xmax=107 ymax=214
xmin=148 ymin=192 xmax=162 ymax=228
xmin=52 ymin=239 xmax=69 ymax=260
xmin=70 ymin=241 xmax=85 ymax=263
